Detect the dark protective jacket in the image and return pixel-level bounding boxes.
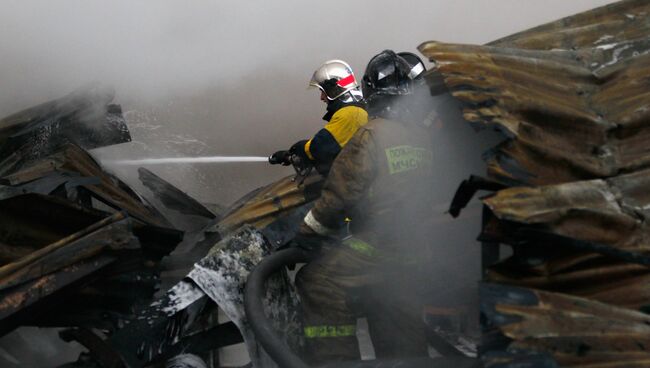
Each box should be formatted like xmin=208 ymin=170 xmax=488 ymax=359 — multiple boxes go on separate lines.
xmin=302 ymin=116 xmax=435 ymax=258
xmin=294 ymin=102 xmax=368 ymax=175
xmin=296 ymin=116 xmax=435 ymax=362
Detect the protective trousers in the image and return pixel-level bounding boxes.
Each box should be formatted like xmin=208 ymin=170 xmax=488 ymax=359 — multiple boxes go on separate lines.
xmin=294 ymin=240 xmax=428 ymax=365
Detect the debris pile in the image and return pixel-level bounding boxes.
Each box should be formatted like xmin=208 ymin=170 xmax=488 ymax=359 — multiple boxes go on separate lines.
xmin=0 ymin=84 xmax=184 ymax=360
xmin=420 ymin=0 xmax=650 ymax=366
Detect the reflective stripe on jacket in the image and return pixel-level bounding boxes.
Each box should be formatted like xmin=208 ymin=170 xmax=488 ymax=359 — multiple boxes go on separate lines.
xmin=304 ymin=117 xmax=435 ymax=258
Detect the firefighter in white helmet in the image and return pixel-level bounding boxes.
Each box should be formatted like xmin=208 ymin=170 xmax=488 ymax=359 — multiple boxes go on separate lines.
xmin=269 ymin=60 xmax=368 ymax=176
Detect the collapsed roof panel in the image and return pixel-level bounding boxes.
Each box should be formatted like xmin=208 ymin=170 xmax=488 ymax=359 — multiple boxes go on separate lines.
xmin=0 ymin=193 xmax=107 ymax=255
xmin=1 ymin=143 xmax=170 ymax=227
xmin=421 ymin=0 xmax=650 ymax=366
xmin=0 ymin=83 xmax=130 ymax=164
xmin=481 ymin=169 xmax=650 ymax=311
xmin=488 ymin=0 xmax=650 ymax=50
xmin=0 ymin=213 xmax=131 ymax=321
xmin=419 ymin=37 xmax=650 ymax=185
xmin=137 ymin=167 xmax=217 ymax=233
xmin=0 ymin=86 xmax=185 ymax=350
xmin=215 ymin=173 xmax=322 ymax=234
xmin=0 ymin=255 xmax=116 ymax=337
xmin=481 ymin=283 xmax=650 ymax=366
xmin=138 ymin=167 xmax=216 ymax=220
xmin=483 ymin=175 xmax=643 ymax=244
xmin=0 ymin=212 xmax=135 ymax=288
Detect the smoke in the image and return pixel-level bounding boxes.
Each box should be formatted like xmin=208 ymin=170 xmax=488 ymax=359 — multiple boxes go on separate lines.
xmin=354 ymin=81 xmax=503 ymax=354
xmin=0 ymin=1 xmax=613 ymax=205
xmin=0 ymin=0 xmax=615 ymax=365
xmin=0 ymin=0 xmax=613 ymax=109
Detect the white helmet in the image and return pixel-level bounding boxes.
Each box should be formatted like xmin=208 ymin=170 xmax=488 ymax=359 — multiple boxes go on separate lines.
xmin=309 ymin=60 xmax=361 ymax=101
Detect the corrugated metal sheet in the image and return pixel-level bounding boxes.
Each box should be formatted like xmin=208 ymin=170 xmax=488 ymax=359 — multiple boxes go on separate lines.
xmin=216 ymin=173 xmax=322 ymax=233
xmin=420 ymin=1 xmax=650 ymax=186
xmin=420 ymin=0 xmax=650 ymax=365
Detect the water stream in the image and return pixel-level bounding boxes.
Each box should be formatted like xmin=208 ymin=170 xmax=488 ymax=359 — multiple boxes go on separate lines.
xmin=105 ymin=156 xmax=268 ymax=165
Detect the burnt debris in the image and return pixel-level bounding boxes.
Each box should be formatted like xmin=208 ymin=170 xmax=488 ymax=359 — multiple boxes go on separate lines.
xmin=0 ymin=82 xmax=329 ymax=368
xmin=0 ymin=84 xmax=185 ymax=366
xmin=421 ymin=0 xmax=650 ymax=366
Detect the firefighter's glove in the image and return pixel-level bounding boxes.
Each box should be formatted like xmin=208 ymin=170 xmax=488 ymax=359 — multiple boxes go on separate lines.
xmin=269 ymin=150 xmax=291 ymax=166
xmin=289 ymin=140 xmax=311 ymax=162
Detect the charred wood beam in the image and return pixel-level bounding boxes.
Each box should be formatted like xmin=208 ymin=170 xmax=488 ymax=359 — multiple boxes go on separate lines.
xmin=148 ymin=321 xmax=243 ymax=364
xmin=138 ymin=168 xmax=216 ymax=220
xmin=0 ymin=211 xmax=125 ymax=280
xmin=105 ymin=282 xmax=207 ymax=367
xmin=449 ymin=175 xmax=508 ymax=218
xmin=0 ymin=193 xmax=108 ymax=245
xmin=480 ymin=206 xmax=501 ymax=277
xmin=131 ymin=224 xmax=184 ymax=260
xmin=0 ymin=255 xmax=115 ymax=336
xmin=0 ymin=218 xmax=138 ymax=291
xmin=0 ymin=241 xmax=32 ymax=264
xmin=0 ymin=171 xmax=101 ymax=203
xmin=26 ymin=255 xmax=164 ymax=333
xmin=59 ymin=328 xmax=126 ymax=368
xmin=29 ymin=307 xmax=124 ymax=333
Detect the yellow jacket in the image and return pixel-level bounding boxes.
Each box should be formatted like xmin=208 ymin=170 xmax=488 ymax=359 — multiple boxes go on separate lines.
xmin=303 ymin=105 xmax=368 ymax=174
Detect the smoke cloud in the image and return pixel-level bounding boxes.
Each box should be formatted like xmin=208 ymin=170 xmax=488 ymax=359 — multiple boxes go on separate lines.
xmin=0 ymin=0 xmax=612 ymax=203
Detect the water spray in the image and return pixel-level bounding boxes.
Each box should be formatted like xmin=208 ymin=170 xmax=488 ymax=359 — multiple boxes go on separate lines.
xmin=104 ymin=156 xmax=268 ymax=166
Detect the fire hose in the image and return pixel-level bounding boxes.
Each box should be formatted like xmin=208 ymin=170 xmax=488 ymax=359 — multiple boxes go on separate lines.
xmin=244 ymin=249 xmax=477 ymax=368
xmin=244 ymin=247 xmax=312 ymax=368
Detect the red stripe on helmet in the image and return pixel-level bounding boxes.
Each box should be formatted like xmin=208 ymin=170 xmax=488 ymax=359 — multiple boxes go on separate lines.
xmin=336 ymin=74 xmax=356 ymax=88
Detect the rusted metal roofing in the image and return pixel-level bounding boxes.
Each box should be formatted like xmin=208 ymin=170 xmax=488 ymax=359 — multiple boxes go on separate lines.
xmin=216 ymin=173 xmax=322 ymax=234
xmin=420 ymin=0 xmax=650 ymax=366
xmin=488 ymin=0 xmax=650 ymax=50
xmin=420 ymin=1 xmax=650 ymax=187
xmin=482 ymin=283 xmax=650 ymax=367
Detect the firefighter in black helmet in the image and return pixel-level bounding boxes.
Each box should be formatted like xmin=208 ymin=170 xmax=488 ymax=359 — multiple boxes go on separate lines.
xmin=293 ymin=50 xmax=436 ymax=364
xmin=398 ymin=51 xmax=427 ymax=81
xmin=269 ymin=60 xmax=368 ymax=176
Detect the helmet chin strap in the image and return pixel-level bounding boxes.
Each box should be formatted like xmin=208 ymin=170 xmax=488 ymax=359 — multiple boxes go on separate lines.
xmin=338 ymin=89 xmax=364 ymax=104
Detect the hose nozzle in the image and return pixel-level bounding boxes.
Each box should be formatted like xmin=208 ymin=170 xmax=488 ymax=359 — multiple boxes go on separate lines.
xmin=269 ymin=150 xmax=291 ymax=166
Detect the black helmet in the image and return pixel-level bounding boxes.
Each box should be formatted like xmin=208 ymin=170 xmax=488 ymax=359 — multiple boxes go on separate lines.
xmin=397 ymin=52 xmax=426 ymax=80
xmin=362 ymin=50 xmax=414 ymax=100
